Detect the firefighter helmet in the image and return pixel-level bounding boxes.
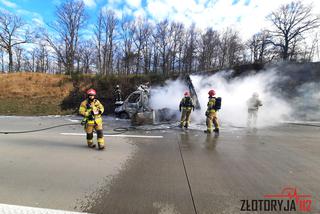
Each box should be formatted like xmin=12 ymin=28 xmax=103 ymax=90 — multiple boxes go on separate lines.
xmin=87 ymin=88 xmax=96 ymax=96
xmin=184 ymin=91 xmax=190 ymax=97
xmin=208 ymin=89 xmax=216 ymax=96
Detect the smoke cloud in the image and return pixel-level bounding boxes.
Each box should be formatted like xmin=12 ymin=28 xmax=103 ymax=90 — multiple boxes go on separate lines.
xmin=149 ymin=64 xmax=320 ymax=127
xmin=293 ymin=82 xmax=320 ymax=120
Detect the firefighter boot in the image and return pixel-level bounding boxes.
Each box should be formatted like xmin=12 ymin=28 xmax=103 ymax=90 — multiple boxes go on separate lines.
xmin=184 ymin=123 xmax=189 ymax=129
xmin=87 ymin=133 xmax=96 ymax=148
xmin=98 ymin=142 xmax=105 ymax=150
xmin=87 ymin=140 xmax=96 ymax=148
xmin=97 ymin=130 xmax=105 ymax=150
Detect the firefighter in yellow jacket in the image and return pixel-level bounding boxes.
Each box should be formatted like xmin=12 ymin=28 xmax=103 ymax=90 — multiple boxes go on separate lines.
xmin=204 ymin=89 xmax=220 ymax=133
xmin=179 ymin=91 xmax=195 ymax=129
xmin=79 ymin=89 xmax=105 ymax=150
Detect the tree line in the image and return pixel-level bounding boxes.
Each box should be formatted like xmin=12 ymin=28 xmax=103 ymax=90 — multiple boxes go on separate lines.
xmin=0 ymin=0 xmax=319 ymax=75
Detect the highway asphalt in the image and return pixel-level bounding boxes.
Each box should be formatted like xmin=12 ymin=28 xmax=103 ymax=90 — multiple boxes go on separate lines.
xmin=0 ymin=116 xmax=319 ymax=214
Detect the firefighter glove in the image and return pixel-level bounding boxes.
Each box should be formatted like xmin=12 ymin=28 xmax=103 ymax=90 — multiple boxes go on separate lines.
xmin=81 ymin=118 xmax=87 ymax=125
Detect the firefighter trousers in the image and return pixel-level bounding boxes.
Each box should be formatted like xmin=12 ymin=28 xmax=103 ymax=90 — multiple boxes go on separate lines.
xmin=206 ymin=111 xmax=219 ymax=132
xmin=247 ymin=109 xmax=258 ymax=128
xmin=85 ymin=118 xmax=105 ymax=149
xmin=180 ymin=108 xmax=192 ymax=128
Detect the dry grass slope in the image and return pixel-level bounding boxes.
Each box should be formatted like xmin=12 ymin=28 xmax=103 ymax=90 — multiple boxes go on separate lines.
xmin=0 ymin=72 xmax=74 ymax=115
xmin=0 ymin=71 xmax=170 ymax=115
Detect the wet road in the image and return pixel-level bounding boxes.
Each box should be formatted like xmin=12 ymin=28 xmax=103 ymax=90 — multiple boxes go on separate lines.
xmin=0 ymin=116 xmax=320 ymax=213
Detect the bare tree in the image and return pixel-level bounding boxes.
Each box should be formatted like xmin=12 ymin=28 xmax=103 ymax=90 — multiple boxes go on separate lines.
xmin=35 ymin=44 xmax=49 ymax=73
xmin=0 ymin=10 xmax=31 ymax=72
xmin=198 ymin=28 xmax=220 ymax=71
xmin=141 ymin=21 xmax=153 ymax=74
xmin=183 ymin=23 xmax=198 ymax=73
xmin=132 ymin=17 xmax=151 ymax=74
xmin=300 ymin=32 xmax=320 ymax=61
xmin=78 ymin=40 xmax=94 ymax=74
xmin=311 ymin=32 xmax=320 ymax=61
xmin=267 ymin=1 xmax=320 ymax=60
xmin=44 ymin=0 xmax=87 ymax=74
xmin=165 ymin=22 xmax=185 ymax=74
xmin=153 ymin=19 xmax=170 ymax=75
xmin=218 ymin=28 xmax=244 ymax=68
xmin=29 ymin=49 xmax=36 ymax=72
xmin=20 ymin=50 xmax=33 ymax=72
xmin=95 ymin=11 xmax=104 ymax=74
xmin=247 ymin=30 xmax=273 ymax=63
xmin=94 ymin=10 xmax=118 ymax=75
xmin=14 ymin=46 xmax=23 ymax=72
xmin=0 ymin=47 xmax=5 ymax=72
xmin=120 ymin=17 xmax=135 ymax=75
xmin=105 ymin=11 xmax=117 ymax=74
xmin=175 ymin=24 xmax=185 ymax=74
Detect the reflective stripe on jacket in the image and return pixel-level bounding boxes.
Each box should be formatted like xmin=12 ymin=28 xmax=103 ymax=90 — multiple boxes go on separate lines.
xmin=179 ymin=97 xmax=194 ymax=110
xmin=79 ymin=99 xmax=104 ymax=120
xmin=207 ymin=97 xmax=216 ymax=113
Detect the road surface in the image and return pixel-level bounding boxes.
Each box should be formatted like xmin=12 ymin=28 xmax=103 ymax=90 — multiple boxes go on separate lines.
xmin=0 ymin=116 xmax=319 ymax=213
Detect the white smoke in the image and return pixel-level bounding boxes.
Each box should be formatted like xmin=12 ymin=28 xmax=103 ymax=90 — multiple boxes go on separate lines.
xmin=293 ymin=82 xmax=320 ymax=120
xmin=150 ymin=68 xmax=294 ymax=127
xmin=192 ymin=70 xmax=293 ymax=127
xmin=150 ymin=79 xmax=188 ymax=110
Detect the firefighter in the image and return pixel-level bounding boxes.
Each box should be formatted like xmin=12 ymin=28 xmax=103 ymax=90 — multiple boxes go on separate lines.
xmin=179 ymin=91 xmax=195 ymax=129
xmin=247 ymin=92 xmax=263 ymax=128
xmin=114 ymin=85 xmax=122 ymax=102
xmin=204 ymin=89 xmax=220 ymax=133
xmin=79 ymin=89 xmax=105 ymax=150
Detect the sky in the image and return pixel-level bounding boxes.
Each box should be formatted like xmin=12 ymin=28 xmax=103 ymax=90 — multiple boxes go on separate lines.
xmin=0 ymin=0 xmax=319 ymax=41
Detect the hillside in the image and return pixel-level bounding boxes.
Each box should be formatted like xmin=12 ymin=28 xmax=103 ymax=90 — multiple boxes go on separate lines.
xmin=0 ymin=72 xmax=168 ymax=115
xmin=0 ymin=73 xmax=76 ymax=115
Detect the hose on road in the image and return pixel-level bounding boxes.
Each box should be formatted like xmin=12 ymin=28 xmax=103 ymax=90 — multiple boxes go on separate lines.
xmin=0 ymin=123 xmax=129 ymax=135
xmin=0 ymin=123 xmax=80 ymax=134
xmin=0 ymin=121 xmax=180 ymax=135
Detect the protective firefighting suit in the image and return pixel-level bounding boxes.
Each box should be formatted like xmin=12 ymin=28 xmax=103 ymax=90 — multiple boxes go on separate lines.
xmin=114 ymin=88 xmax=122 ymax=102
xmin=205 ymin=97 xmax=220 ymax=133
xmin=79 ymin=99 xmax=105 ymax=149
xmin=247 ymin=94 xmax=262 ymax=128
xmin=179 ymin=96 xmax=194 ymax=128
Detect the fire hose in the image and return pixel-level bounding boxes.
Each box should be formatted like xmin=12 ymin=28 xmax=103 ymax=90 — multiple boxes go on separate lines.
xmin=0 ymin=121 xmax=180 ymax=135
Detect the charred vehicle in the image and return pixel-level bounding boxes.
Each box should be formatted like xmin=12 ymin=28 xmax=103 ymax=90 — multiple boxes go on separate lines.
xmin=115 ymin=76 xmax=200 ymax=125
xmin=114 ymin=84 xmax=151 ymax=120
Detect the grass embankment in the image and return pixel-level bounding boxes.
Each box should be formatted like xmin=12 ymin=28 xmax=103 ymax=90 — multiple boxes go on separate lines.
xmin=0 ymin=72 xmax=169 ymax=115
xmin=0 ymin=73 xmax=75 ymax=115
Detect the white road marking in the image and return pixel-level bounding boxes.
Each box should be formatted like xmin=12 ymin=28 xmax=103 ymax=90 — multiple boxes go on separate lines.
xmin=0 ymin=203 xmax=90 ymax=214
xmin=67 ymin=119 xmax=81 ymax=123
xmin=60 ymin=133 xmax=163 ymax=139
